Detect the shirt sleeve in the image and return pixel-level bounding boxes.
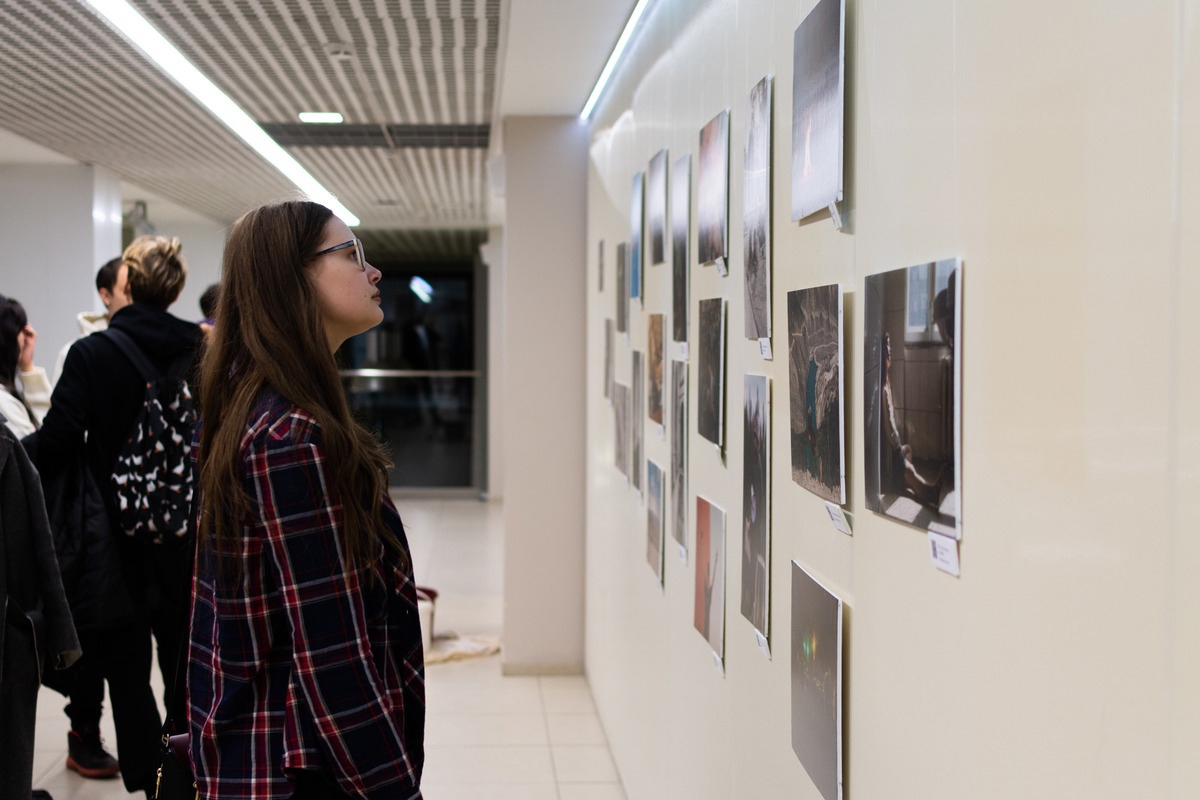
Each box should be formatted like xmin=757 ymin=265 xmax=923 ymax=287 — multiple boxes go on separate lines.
xmin=251 ymin=427 xmax=422 ymax=800
xmin=19 ymin=366 xmax=52 ymax=424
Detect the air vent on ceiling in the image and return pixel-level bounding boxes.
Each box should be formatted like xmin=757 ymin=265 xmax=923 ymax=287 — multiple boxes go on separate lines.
xmin=260 ymin=123 xmax=490 ymax=149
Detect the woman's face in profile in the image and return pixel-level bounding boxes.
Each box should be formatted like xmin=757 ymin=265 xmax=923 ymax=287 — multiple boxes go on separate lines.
xmin=309 ymin=217 xmax=384 ymax=350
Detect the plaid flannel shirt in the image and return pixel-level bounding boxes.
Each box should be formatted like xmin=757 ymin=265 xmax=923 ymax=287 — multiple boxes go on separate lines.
xmin=188 ymin=389 xmax=424 ymax=799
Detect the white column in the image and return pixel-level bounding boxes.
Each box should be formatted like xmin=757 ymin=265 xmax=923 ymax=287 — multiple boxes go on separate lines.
xmin=500 ymin=116 xmax=589 ymax=673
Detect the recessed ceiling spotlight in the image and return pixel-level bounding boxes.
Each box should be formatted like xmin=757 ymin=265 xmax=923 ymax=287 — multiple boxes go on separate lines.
xmin=324 ymin=41 xmax=355 ymax=62
xmin=298 ymin=111 xmax=344 ymax=124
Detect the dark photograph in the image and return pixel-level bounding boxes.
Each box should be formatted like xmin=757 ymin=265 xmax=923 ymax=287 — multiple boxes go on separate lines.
xmin=672 ymin=153 xmax=691 ymax=343
xmin=696 ymin=298 xmax=726 ymax=447
xmin=697 ymin=110 xmax=730 ymax=266
xmin=694 ymin=495 xmax=727 ymax=662
xmin=631 ymin=172 xmax=644 ymax=301
xmin=791 ymin=560 xmax=843 ymax=800
xmin=744 ymin=75 xmax=773 ymax=340
xmin=670 ymin=359 xmax=688 ymax=551
xmin=604 ymin=317 xmax=614 ymax=401
xmin=863 ymin=260 xmax=961 ymax=538
xmin=632 ymin=349 xmax=644 ymax=493
xmin=791 ymin=0 xmax=845 ymax=223
xmin=648 ymin=313 xmax=665 ymax=425
xmin=616 ymin=242 xmax=628 ymax=334
xmin=648 ymin=149 xmax=668 ymax=265
xmin=613 ymin=383 xmax=630 ymax=480
xmin=787 ymin=284 xmax=845 ymax=503
xmin=740 ymin=375 xmax=771 ymax=639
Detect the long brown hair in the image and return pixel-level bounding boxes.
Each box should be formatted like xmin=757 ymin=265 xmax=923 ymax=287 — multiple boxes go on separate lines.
xmin=196 ymin=200 xmax=396 ymax=573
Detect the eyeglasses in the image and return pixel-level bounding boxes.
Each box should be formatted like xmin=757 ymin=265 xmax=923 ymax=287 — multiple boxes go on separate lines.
xmin=314 ymin=238 xmax=365 ymax=271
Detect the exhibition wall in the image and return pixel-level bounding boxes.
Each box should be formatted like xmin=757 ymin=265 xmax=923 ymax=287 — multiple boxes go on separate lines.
xmin=583 ymin=1 xmax=1200 ymax=798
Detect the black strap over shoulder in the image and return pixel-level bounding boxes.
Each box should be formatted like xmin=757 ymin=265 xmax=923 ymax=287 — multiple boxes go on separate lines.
xmin=101 ymin=327 xmax=157 ymax=383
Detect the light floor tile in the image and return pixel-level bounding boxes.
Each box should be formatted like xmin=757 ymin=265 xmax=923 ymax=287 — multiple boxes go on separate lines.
xmin=546 ymin=713 xmax=609 ymax=745
xmin=540 ymin=676 xmax=598 ymax=713
xmin=420 ymin=783 xmax=558 ymax=800
xmin=426 ymin=713 xmax=548 ymax=747
xmin=551 ymin=745 xmax=621 ymax=783
xmin=423 ymin=745 xmax=556 ymax=784
xmin=558 ymin=784 xmax=629 ymax=800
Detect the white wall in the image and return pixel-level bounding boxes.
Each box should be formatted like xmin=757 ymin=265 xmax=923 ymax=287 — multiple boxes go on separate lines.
xmin=584 ymin=1 xmax=1200 ymax=799
xmin=0 ymin=164 xmax=120 ymax=363
xmin=502 ymin=116 xmax=589 ymax=673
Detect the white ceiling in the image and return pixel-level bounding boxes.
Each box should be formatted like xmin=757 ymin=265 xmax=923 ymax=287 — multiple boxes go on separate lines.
xmin=0 ymin=0 xmax=635 ymax=262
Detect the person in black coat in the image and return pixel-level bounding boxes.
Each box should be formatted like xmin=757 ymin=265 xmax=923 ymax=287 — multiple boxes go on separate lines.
xmin=0 ymin=414 xmax=81 ymax=800
xmin=29 ymin=235 xmax=201 ymax=798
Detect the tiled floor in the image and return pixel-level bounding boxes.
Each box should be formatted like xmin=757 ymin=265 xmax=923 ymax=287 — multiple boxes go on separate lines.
xmin=29 ymin=498 xmax=625 ymax=800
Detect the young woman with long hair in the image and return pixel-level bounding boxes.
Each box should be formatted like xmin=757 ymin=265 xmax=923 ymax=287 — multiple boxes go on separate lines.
xmin=0 ymin=295 xmax=51 ymax=439
xmin=188 ymin=200 xmax=424 ymax=799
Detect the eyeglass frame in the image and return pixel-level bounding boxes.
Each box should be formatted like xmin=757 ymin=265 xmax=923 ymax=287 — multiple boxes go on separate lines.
xmin=314 ymin=238 xmax=366 ymax=271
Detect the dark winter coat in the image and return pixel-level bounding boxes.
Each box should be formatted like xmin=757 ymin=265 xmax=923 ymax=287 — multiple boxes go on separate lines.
xmin=0 ymin=415 xmax=81 ymax=679
xmin=26 ymin=302 xmax=201 ymax=632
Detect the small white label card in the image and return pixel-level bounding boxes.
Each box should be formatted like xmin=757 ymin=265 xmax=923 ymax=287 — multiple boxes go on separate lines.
xmin=679 ymin=342 xmax=690 ymax=361
xmin=758 ymin=338 xmax=773 ymax=360
xmin=824 ymin=502 xmax=851 ymax=536
xmin=715 ymin=256 xmax=728 ymax=276
xmin=658 ymin=423 xmax=665 ymax=440
xmin=755 ymin=629 xmax=771 ymax=658
xmin=678 ymin=543 xmax=688 ymax=564
xmin=928 ymin=531 xmax=961 ymax=576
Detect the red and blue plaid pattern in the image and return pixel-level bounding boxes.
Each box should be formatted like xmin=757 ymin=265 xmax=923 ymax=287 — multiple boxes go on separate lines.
xmin=188 ymin=390 xmax=424 ymax=798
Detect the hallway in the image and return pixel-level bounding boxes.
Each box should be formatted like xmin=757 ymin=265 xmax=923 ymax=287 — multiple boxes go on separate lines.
xmin=30 ymin=498 xmax=624 ymax=800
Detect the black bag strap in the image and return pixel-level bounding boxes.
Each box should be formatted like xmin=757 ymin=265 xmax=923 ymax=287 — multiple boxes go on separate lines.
xmin=102 ymin=328 xmax=157 ymax=384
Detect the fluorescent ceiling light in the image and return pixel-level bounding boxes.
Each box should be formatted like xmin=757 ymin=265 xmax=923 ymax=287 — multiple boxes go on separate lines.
xmin=299 ymin=111 xmax=344 ymax=124
xmin=579 ymin=0 xmax=652 ymax=121
xmin=81 ymin=0 xmax=360 ymax=226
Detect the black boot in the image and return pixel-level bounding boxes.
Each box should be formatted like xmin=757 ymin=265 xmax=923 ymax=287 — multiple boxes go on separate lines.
xmin=66 ymin=727 xmax=120 ymax=779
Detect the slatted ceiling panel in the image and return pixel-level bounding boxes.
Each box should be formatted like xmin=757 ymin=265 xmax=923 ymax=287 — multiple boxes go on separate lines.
xmin=359 ymin=227 xmax=487 ymax=264
xmin=0 ymin=1 xmax=294 ymax=222
xmin=0 ymin=0 xmax=498 ymax=261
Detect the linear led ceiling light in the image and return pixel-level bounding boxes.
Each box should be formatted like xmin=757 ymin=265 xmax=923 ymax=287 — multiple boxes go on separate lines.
xmin=81 ymin=0 xmax=360 ymax=226
xmin=299 ymin=111 xmax=345 ymax=124
xmin=579 ymin=0 xmax=652 ymax=121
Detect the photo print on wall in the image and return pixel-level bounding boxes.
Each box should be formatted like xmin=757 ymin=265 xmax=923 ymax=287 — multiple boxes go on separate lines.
xmin=648 ymin=149 xmax=668 ymax=265
xmin=787 ymin=284 xmax=846 ymax=503
xmin=697 ymin=110 xmax=730 ymax=267
xmin=672 ymin=153 xmax=691 ymax=343
xmin=741 ymin=375 xmax=771 ymax=643
xmin=632 ymin=350 xmax=645 ymax=493
xmin=744 ymin=75 xmax=773 ymax=340
xmin=648 ymin=314 xmax=665 ymax=426
xmin=616 ymin=242 xmax=628 ymax=334
xmin=863 ymin=259 xmax=961 ymax=538
xmin=791 ymin=0 xmax=846 ymax=223
xmin=696 ymin=298 xmax=726 ymax=447
xmin=791 ymin=560 xmax=843 ymax=800
xmin=631 ymin=172 xmax=644 ymax=301
xmin=613 ymin=383 xmax=630 ymax=480
xmin=695 ymin=495 xmax=727 ymax=664
xmin=670 ymin=359 xmax=688 ymax=555
xmin=647 ymin=459 xmax=665 ymax=586
xmin=604 ymin=318 xmax=614 ymax=401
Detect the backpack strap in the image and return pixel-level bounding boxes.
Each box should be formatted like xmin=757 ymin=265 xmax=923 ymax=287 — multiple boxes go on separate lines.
xmin=102 ymin=328 xmax=157 ymax=384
